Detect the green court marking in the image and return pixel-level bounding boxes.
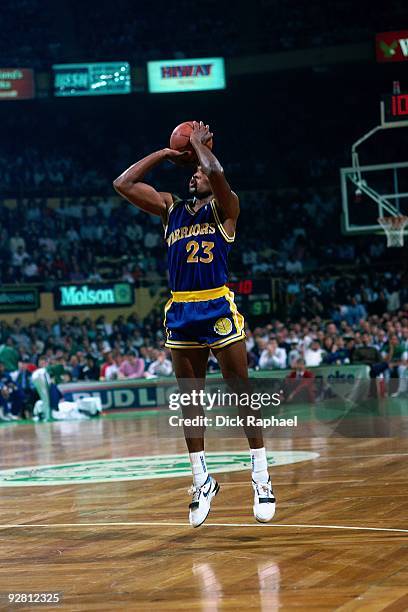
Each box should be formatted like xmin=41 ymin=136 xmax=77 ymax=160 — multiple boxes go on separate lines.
xmin=0 ymin=409 xmax=161 ymax=427
xmin=0 ymin=451 xmax=319 ymax=487
xmin=104 ymin=409 xmax=162 ymax=420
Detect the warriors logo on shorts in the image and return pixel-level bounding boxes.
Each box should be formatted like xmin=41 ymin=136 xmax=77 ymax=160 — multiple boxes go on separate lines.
xmin=214 ymin=317 xmax=233 ymax=336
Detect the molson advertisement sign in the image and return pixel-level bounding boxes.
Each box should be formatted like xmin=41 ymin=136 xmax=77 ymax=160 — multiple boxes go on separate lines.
xmin=147 ymin=57 xmax=226 ymax=93
xmin=376 ymin=31 xmax=408 ymax=62
xmin=54 ymin=283 xmax=134 ymax=310
xmin=0 ymin=68 xmax=35 ymax=99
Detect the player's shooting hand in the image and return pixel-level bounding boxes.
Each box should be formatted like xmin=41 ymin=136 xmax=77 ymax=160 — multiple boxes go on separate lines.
xmin=190 ymin=121 xmax=213 ymax=145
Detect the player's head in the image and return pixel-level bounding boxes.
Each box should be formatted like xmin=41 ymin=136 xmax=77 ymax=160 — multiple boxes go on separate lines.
xmin=189 ymin=166 xmax=212 ymax=198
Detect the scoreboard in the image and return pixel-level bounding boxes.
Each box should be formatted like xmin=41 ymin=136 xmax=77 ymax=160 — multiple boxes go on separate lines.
xmin=53 ymin=63 xmax=131 ymax=97
xmin=382 ymin=93 xmax=408 ymax=125
xmin=227 ymin=279 xmax=274 ymax=316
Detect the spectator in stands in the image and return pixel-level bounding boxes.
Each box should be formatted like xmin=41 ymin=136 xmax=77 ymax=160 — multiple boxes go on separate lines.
xmin=148 ymin=350 xmax=173 ymax=377
xmin=96 ymin=316 xmax=112 ymax=338
xmin=99 ymin=350 xmax=119 ymax=380
xmin=304 ymin=339 xmax=325 ymax=367
xmin=288 ymin=341 xmax=301 ymax=367
xmin=79 ymin=355 xmax=100 ymax=381
xmin=9 ymin=230 xmax=25 ymax=253
xmin=258 ymin=339 xmax=287 ymax=370
xmin=323 ymin=336 xmax=350 ymax=365
xmin=347 ymin=297 xmax=367 ymax=325
xmin=12 ymin=245 xmax=29 ymax=274
xmin=22 ymin=259 xmax=39 ymax=281
xmin=68 ymin=355 xmax=82 ymax=382
xmin=384 ymin=334 xmax=408 ymax=395
xmin=400 ymin=327 xmax=408 ymax=351
xmin=351 ymin=332 xmax=388 ymax=379
xmin=119 ymin=350 xmax=146 ymax=379
xmin=0 ymin=360 xmax=24 ymax=420
xmin=322 ymin=337 xmax=335 ymax=360
xmin=285 ymin=255 xmax=303 ymax=274
xmin=283 ymin=358 xmax=315 ymax=403
xmin=325 ymin=322 xmax=338 ymax=337
xmin=10 ymin=357 xmax=35 ymax=417
xmin=0 ymin=337 xmax=19 ymax=372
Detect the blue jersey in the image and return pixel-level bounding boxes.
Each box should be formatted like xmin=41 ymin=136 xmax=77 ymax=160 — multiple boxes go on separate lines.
xmin=165 ymin=198 xmax=234 ymax=292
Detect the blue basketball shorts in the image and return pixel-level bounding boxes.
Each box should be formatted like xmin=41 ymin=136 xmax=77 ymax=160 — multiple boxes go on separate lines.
xmin=164 ymin=285 xmax=245 ymax=350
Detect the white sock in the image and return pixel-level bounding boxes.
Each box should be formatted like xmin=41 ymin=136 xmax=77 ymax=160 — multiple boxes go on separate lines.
xmin=250 ymin=447 xmax=269 ymax=484
xmin=189 ymin=451 xmax=208 ymax=488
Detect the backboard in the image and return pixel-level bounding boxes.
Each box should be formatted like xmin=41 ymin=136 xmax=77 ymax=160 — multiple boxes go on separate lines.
xmin=341 ymin=95 xmax=408 ymax=237
xmin=341 ymin=160 xmax=408 ymax=235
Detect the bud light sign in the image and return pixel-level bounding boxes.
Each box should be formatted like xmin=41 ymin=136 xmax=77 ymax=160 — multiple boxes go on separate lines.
xmin=147 ymin=57 xmax=226 ymax=93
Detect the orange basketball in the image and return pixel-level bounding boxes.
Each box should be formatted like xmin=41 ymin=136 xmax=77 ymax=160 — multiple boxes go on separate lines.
xmin=169 ymin=121 xmax=213 ymax=156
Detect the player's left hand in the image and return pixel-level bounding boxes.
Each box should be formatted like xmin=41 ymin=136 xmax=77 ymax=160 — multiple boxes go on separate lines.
xmin=163 ymin=148 xmax=191 ymax=162
xmin=190 ymin=121 xmax=213 ymax=145
xmin=163 ymin=148 xmax=194 ymax=166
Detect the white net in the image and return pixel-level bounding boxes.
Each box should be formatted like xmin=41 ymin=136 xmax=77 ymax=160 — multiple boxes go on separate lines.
xmin=378 ymin=216 xmax=408 ymax=247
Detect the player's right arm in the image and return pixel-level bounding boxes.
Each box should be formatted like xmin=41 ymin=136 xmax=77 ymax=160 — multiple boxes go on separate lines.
xmin=113 ymin=149 xmax=188 ymax=220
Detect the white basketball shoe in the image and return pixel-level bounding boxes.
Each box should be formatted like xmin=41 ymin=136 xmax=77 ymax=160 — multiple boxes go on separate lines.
xmin=188 ymin=475 xmax=220 ymax=528
xmin=252 ymin=477 xmax=276 ymax=523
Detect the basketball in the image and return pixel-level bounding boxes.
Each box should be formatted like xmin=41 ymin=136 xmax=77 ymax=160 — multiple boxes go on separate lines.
xmin=170 ymin=121 xmax=214 ymax=156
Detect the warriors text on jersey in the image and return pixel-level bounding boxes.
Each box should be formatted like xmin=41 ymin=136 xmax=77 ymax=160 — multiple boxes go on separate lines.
xmin=163 ymin=197 xmax=245 ymax=350
xmin=165 ymin=197 xmax=233 ymax=292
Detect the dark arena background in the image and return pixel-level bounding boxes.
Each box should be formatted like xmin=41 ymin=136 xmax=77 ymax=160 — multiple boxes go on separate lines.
xmin=1 ymin=2 xmax=408 ymax=610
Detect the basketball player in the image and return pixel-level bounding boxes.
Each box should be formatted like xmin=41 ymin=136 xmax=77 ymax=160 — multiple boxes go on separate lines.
xmin=114 ymin=121 xmax=275 ymax=527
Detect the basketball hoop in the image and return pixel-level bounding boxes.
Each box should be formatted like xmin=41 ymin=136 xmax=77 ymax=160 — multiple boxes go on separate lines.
xmin=377 ymin=216 xmax=408 ymax=247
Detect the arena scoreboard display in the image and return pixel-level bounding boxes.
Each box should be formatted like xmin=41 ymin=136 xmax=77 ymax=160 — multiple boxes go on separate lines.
xmin=227 ymin=279 xmax=273 ymax=316
xmin=53 ymin=62 xmax=131 ymax=96
xmin=382 ymin=93 xmax=408 ymax=124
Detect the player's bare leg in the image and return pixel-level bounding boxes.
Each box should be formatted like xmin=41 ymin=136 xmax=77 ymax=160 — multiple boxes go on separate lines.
xmin=212 ymin=340 xmax=263 ymax=447
xmin=171 ymin=348 xmax=220 ymax=527
xmin=171 ymin=347 xmax=209 ymax=453
xmin=212 ymin=340 xmax=276 ymax=522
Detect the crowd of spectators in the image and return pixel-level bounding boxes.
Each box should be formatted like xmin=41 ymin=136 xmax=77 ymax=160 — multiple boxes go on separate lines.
xmin=0 ymin=194 xmax=166 ymax=285
xmin=0 ymin=187 xmax=401 ymax=287
xmin=0 ymin=149 xmax=107 ymax=195
xmin=250 ymin=315 xmax=408 ymax=377
xmin=1 ymin=289 xmax=407 ymax=419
